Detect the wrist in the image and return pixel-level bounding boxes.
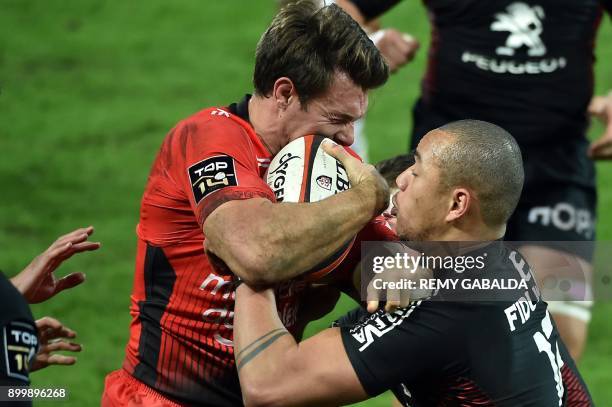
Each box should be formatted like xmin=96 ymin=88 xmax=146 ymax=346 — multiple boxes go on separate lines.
xmin=354 ymin=178 xmax=389 ymax=218
xmin=9 ymin=274 xmax=26 ymax=295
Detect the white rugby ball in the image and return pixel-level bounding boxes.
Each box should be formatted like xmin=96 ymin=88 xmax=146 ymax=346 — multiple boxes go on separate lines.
xmin=266 ymin=135 xmax=355 ymax=280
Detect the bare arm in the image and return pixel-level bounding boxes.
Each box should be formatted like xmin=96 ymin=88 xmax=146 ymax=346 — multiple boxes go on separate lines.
xmin=587 ymin=91 xmax=612 ymax=160
xmin=10 ymin=226 xmax=100 ymax=303
xmin=204 ymin=142 xmax=389 ymax=285
xmin=234 ymin=284 xmax=368 ymax=407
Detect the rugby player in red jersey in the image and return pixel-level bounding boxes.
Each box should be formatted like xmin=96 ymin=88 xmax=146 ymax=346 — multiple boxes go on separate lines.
xmin=101 ymin=2 xmax=392 ymax=406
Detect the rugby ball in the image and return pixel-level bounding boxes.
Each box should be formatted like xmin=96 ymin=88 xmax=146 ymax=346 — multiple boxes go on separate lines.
xmin=265 ymin=135 xmax=355 ymax=280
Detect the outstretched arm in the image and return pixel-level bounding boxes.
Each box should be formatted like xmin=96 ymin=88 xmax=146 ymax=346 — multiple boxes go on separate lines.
xmin=234 ymin=284 xmax=368 ymax=407
xmin=10 ymin=226 xmax=100 ymax=303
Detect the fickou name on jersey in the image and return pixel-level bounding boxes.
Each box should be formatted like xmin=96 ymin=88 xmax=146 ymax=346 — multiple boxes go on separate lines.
xmin=188 ymin=155 xmax=238 ymax=204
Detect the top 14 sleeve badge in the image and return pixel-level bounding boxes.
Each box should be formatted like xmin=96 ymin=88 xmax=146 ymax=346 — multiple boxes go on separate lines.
xmin=188 ymin=155 xmax=238 ymax=204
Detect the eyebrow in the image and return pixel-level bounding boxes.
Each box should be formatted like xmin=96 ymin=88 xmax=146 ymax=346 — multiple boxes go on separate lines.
xmin=411 ymin=148 xmax=421 ymax=161
xmin=327 ymin=112 xmax=357 ymax=123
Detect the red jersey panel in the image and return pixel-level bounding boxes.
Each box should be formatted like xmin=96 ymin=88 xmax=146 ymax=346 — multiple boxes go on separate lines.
xmin=123 ymin=96 xmax=306 ymax=406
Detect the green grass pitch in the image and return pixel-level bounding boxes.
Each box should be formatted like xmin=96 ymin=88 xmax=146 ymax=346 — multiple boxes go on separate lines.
xmin=1 ymin=1 xmax=610 ymax=406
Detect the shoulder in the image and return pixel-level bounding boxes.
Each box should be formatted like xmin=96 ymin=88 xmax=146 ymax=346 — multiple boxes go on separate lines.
xmin=167 ymin=107 xmax=256 ymax=160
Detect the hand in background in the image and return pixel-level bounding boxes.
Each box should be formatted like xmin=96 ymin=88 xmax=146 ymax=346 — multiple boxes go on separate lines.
xmin=370 ymin=29 xmax=419 ymax=73
xmin=588 ymin=93 xmax=612 ymax=160
xmin=30 ymin=317 xmax=81 ymax=372
xmin=10 ymin=226 xmax=101 ymax=303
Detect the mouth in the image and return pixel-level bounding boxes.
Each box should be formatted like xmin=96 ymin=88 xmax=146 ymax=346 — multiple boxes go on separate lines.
xmin=390 ymin=193 xmax=399 ymax=216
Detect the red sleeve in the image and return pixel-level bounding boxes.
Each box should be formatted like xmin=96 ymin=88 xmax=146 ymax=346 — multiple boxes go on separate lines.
xmin=173 ymin=115 xmax=275 ymax=227
xmin=330 ymin=216 xmax=398 ymax=282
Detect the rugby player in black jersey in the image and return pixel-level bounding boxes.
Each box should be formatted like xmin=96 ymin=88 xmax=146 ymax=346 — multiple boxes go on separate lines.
xmin=233 ymin=120 xmax=592 ymax=406
xmin=337 ymin=0 xmax=612 ymax=362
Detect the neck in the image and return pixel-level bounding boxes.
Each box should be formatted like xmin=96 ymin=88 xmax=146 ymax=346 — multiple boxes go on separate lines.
xmin=248 ymin=94 xmax=286 ymax=155
xmin=434 ymin=222 xmax=505 ymax=242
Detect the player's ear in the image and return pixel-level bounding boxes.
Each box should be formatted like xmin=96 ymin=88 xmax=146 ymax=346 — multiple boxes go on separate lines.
xmin=272 ymin=77 xmax=297 ymax=111
xmin=445 ymin=187 xmax=470 ymax=222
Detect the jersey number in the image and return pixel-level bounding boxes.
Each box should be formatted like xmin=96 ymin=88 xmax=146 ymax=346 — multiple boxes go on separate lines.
xmin=532 ymin=311 xmax=564 ymax=406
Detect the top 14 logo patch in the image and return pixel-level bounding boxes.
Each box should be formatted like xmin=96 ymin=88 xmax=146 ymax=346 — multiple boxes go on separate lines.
xmin=188 ymin=155 xmax=238 ymax=204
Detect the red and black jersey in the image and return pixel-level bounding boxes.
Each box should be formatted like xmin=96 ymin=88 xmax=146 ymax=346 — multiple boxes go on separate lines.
xmin=123 ymin=95 xmax=307 ymax=406
xmin=350 ymin=0 xmax=609 ymax=146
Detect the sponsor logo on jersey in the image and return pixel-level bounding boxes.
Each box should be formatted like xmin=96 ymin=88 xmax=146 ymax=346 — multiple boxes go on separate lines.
xmin=492 ymin=2 xmax=546 ymax=57
xmin=461 ymin=2 xmax=567 ymax=75
xmin=2 ymin=321 xmax=38 ymax=382
xmin=210 ymin=108 xmax=230 ymax=118
xmin=527 ymin=202 xmax=594 ymax=239
xmin=188 ymin=155 xmax=238 ymax=204
xmin=349 ymin=302 xmax=422 ymax=352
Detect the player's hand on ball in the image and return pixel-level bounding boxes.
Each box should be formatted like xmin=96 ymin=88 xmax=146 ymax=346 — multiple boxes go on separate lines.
xmin=322 ymin=140 xmax=390 ymax=215
xmin=31 ymin=317 xmax=82 ymax=372
xmin=11 ymin=226 xmax=101 ymax=304
xmin=588 ymin=93 xmax=612 ymax=160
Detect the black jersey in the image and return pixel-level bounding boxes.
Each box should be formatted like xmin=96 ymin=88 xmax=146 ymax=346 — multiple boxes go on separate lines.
xmin=351 ymin=0 xmax=610 ymax=145
xmin=339 ymin=243 xmax=593 ymax=406
xmin=0 ymin=273 xmax=38 ymax=406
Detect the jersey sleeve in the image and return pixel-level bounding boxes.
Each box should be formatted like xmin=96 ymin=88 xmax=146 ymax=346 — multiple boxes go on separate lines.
xmin=172 ymin=116 xmax=275 ymax=227
xmin=347 ymin=0 xmax=402 ymax=20
xmin=330 ymin=216 xmax=397 ymax=283
xmin=339 ymin=301 xmax=458 ymax=396
xmin=0 ymin=320 xmax=34 ymax=386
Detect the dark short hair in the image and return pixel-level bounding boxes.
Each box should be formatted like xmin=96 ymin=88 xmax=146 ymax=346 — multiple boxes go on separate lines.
xmin=254 ymin=1 xmax=389 ymax=105
xmin=375 ymin=153 xmax=415 ymax=187
xmin=435 ymin=120 xmax=524 ymax=227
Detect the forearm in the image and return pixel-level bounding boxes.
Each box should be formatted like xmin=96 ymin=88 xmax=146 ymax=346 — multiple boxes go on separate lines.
xmin=588 ymin=92 xmax=612 ymax=119
xmin=205 ymin=186 xmax=381 ymax=285
xmin=234 ymin=285 xmax=299 ymax=406
xmin=234 ymin=284 xmax=367 ymax=406
xmin=9 ymin=274 xmax=27 ymax=296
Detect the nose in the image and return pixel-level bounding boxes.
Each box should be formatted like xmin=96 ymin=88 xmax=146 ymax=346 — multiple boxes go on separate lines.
xmin=396 ymin=168 xmax=411 ymax=190
xmin=333 ymin=123 xmax=355 ymax=147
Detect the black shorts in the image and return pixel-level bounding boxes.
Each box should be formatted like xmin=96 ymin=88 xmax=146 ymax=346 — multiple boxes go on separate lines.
xmin=410 ymin=99 xmax=597 ymax=255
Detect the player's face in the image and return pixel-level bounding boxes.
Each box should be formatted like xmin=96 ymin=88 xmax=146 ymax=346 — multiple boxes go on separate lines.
xmin=394 ymin=131 xmax=451 ymax=241
xmin=285 ymin=71 xmax=367 ymax=147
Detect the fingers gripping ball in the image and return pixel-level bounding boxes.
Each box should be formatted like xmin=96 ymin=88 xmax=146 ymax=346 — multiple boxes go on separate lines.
xmin=266 ymin=135 xmax=356 ymax=280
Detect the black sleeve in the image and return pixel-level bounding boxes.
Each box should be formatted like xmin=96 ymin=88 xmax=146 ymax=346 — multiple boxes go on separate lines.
xmin=332 ymin=306 xmax=369 ymax=328
xmin=603 ymin=0 xmax=612 ymax=14
xmin=339 ymin=301 xmax=460 ymax=396
xmin=0 ymin=274 xmax=38 ymax=387
xmin=347 ymin=0 xmax=403 ymax=20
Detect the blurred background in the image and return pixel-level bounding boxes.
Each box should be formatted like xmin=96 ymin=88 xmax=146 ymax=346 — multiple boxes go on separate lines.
xmin=1 ymin=1 xmax=610 ymax=405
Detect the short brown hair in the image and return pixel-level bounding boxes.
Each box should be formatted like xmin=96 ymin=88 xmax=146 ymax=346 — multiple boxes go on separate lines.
xmin=254 ymin=1 xmax=389 ymax=105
